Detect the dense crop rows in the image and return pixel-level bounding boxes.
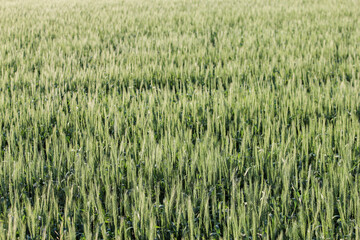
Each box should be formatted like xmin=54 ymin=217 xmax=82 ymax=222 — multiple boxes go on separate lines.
xmin=1 ymin=0 xmax=360 ymax=239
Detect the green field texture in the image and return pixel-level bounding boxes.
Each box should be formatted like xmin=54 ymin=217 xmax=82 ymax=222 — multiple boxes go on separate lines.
xmin=1 ymin=0 xmax=360 ymax=239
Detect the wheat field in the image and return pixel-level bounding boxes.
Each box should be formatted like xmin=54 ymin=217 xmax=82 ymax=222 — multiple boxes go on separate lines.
xmin=1 ymin=0 xmax=360 ymax=239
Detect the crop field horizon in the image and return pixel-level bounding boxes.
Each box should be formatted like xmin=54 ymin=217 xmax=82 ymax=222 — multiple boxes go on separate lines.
xmin=1 ymin=0 xmax=360 ymax=239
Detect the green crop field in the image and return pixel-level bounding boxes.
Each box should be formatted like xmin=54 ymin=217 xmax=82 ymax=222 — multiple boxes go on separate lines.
xmin=1 ymin=0 xmax=360 ymax=239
